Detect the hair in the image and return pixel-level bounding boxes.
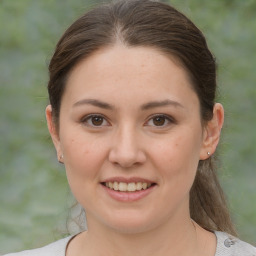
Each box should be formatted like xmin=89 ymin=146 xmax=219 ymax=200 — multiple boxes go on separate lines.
xmin=48 ymin=0 xmax=237 ymax=236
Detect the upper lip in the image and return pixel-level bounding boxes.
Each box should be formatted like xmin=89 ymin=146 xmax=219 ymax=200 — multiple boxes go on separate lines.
xmin=102 ymin=176 xmax=156 ymax=184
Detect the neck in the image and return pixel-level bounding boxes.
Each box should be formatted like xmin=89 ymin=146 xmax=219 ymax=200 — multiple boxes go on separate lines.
xmin=74 ymin=213 xmax=202 ymax=256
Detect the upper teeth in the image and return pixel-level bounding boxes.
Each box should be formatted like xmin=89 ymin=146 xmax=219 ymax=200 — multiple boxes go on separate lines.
xmin=105 ymin=182 xmax=151 ymax=192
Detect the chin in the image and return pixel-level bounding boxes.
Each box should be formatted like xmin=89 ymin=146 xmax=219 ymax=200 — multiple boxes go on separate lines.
xmin=107 ymin=222 xmax=154 ymax=235
xmin=100 ymin=211 xmax=160 ymax=235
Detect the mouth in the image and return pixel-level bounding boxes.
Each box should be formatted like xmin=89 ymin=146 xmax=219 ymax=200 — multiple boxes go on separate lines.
xmin=101 ymin=181 xmax=156 ymax=192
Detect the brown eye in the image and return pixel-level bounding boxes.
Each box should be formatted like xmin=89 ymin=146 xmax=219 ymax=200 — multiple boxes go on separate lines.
xmin=146 ymin=114 xmax=174 ymax=128
xmin=91 ymin=116 xmax=104 ymax=126
xmin=82 ymin=115 xmax=109 ymax=127
xmin=152 ymin=116 xmax=166 ymax=126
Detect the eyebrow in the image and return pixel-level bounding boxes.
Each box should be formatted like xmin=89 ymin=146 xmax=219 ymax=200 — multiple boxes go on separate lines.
xmin=141 ymin=99 xmax=184 ymax=110
xmin=73 ymin=98 xmax=184 ymax=110
xmin=73 ymin=99 xmax=114 ymax=109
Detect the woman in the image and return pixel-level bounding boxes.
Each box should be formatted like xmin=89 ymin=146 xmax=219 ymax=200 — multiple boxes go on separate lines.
xmin=5 ymin=0 xmax=255 ymax=255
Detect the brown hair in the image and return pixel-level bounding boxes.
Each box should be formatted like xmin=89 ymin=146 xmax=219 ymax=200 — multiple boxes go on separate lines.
xmin=48 ymin=0 xmax=237 ymax=235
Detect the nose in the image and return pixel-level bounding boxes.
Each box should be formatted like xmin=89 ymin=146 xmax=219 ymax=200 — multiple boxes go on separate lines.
xmin=108 ymin=126 xmax=146 ymax=168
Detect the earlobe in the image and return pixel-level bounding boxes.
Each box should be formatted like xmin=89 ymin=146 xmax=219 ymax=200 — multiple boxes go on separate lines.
xmin=45 ymin=105 xmax=62 ymax=160
xmin=200 ymin=103 xmax=224 ymax=160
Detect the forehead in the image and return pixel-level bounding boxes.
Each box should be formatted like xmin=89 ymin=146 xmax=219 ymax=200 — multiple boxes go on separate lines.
xmin=63 ymin=45 xmax=198 ymax=108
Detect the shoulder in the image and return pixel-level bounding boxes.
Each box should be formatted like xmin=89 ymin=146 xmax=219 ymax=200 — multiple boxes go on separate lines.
xmin=3 ymin=236 xmax=74 ymax=256
xmin=215 ymin=231 xmax=256 ymax=256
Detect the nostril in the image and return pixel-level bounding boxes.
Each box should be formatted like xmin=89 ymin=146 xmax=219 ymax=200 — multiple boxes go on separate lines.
xmin=108 ymin=135 xmax=146 ymax=167
xmin=109 ymin=150 xmax=146 ymax=168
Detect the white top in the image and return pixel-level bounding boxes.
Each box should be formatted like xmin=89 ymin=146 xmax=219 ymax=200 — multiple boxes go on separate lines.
xmin=3 ymin=231 xmax=256 ymax=256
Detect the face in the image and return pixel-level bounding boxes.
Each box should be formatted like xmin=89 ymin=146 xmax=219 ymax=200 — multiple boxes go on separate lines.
xmin=47 ymin=45 xmax=217 ymax=234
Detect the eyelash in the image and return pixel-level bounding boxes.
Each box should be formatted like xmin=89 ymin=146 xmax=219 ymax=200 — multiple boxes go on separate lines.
xmin=81 ymin=114 xmax=110 ymax=127
xmin=81 ymin=114 xmax=175 ymax=128
xmin=145 ymin=114 xmax=176 ymax=127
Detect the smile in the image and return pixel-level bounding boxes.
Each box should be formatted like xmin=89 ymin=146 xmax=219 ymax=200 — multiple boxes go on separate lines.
xmin=103 ymin=182 xmax=153 ymax=192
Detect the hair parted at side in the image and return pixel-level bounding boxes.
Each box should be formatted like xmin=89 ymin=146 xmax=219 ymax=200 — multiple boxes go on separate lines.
xmin=48 ymin=0 xmax=237 ymax=236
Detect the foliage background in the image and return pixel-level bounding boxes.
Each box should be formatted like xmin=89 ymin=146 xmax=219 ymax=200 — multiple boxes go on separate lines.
xmin=0 ymin=0 xmax=255 ymax=253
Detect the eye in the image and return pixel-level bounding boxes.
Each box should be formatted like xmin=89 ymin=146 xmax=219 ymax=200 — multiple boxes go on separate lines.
xmin=82 ymin=114 xmax=109 ymax=127
xmin=146 ymin=114 xmax=175 ymax=127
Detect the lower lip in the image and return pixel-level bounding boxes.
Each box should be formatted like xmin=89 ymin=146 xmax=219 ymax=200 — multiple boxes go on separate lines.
xmin=101 ymin=184 xmax=156 ymax=202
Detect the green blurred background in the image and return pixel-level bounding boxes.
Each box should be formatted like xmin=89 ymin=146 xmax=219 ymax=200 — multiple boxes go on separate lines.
xmin=0 ymin=0 xmax=255 ymax=253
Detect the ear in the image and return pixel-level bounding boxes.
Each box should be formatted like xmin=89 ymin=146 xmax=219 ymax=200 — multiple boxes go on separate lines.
xmin=45 ymin=105 xmax=63 ymax=162
xmin=200 ymin=103 xmax=224 ymax=160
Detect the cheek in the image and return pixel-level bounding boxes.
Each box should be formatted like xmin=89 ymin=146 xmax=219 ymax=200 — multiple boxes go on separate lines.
xmin=151 ymin=133 xmax=201 ymax=184
xmin=61 ymin=132 xmax=108 ymax=182
xmin=61 ymin=135 xmax=108 ymax=206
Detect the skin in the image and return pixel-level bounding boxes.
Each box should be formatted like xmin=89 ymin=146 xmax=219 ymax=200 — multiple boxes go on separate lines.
xmin=46 ymin=45 xmax=224 ymax=256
